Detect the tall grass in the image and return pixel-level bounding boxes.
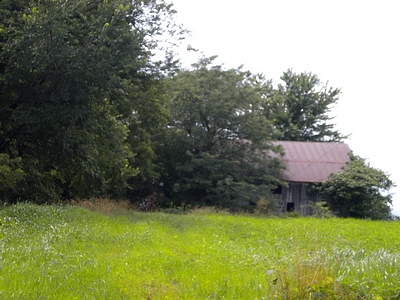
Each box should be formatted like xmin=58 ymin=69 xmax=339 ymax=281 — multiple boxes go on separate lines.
xmin=0 ymin=202 xmax=399 ymax=299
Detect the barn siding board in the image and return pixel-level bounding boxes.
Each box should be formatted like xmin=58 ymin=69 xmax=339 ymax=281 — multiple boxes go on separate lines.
xmin=280 ymin=182 xmax=323 ymax=216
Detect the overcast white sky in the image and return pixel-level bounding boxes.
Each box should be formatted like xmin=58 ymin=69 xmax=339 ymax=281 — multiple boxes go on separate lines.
xmin=170 ymin=0 xmax=400 ymax=215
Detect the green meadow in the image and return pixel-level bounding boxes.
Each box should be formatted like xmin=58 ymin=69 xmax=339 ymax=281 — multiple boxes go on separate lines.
xmin=0 ymin=203 xmax=399 ymax=299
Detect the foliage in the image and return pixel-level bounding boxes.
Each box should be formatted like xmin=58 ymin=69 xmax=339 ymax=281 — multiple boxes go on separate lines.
xmin=307 ymin=201 xmax=335 ymax=218
xmin=0 ymin=0 xmax=180 ymax=202
xmin=157 ymin=57 xmax=285 ymax=209
xmin=314 ymin=154 xmax=394 ymax=219
xmin=254 ymin=197 xmax=280 ymax=215
xmin=70 ymin=198 xmax=132 ymax=215
xmin=1 ymin=203 xmax=400 ymax=299
xmin=0 ymin=153 xmax=24 ymax=202
xmin=265 ymin=69 xmax=347 ymax=141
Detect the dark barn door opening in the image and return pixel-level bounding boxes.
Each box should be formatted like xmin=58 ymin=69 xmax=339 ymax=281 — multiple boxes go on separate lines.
xmin=286 ymin=202 xmax=295 ymax=212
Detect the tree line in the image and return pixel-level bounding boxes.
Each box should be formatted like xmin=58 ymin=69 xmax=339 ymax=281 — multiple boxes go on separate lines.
xmin=0 ymin=0 xmax=394 ymax=219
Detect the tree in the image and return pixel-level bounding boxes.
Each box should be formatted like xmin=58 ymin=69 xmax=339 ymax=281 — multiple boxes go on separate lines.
xmin=124 ymin=76 xmax=172 ymax=201
xmin=314 ymin=154 xmax=394 ymax=220
xmin=0 ymin=154 xmax=25 ymax=202
xmin=0 ymin=0 xmax=180 ymax=202
xmin=157 ymin=57 xmax=285 ymax=209
xmin=264 ymin=69 xmax=347 ymax=142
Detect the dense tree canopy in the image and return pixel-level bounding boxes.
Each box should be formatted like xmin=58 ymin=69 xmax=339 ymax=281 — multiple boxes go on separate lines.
xmin=155 ymin=58 xmax=284 ymax=208
xmin=265 ymin=70 xmax=347 ymax=142
xmin=0 ymin=0 xmax=178 ymax=202
xmin=314 ymin=154 xmax=394 ymax=219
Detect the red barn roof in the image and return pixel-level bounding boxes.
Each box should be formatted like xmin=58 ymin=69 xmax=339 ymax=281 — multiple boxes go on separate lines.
xmin=273 ymin=141 xmax=351 ymax=183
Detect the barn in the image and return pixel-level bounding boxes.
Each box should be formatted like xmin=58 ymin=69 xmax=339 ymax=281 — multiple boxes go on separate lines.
xmin=272 ymin=141 xmax=351 ymax=215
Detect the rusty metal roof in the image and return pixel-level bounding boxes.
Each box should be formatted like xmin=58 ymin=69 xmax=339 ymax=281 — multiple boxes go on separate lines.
xmin=273 ymin=141 xmax=351 ymax=183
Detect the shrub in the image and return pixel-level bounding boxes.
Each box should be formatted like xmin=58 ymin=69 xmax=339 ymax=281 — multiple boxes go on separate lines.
xmin=255 ymin=197 xmax=275 ymax=215
xmin=305 ymin=201 xmax=334 ymax=218
xmin=0 ymin=154 xmax=25 ymax=202
xmin=71 ymin=198 xmax=131 ymax=215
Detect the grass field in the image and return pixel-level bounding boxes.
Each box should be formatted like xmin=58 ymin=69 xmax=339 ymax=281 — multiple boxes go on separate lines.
xmin=0 ymin=202 xmax=399 ymax=299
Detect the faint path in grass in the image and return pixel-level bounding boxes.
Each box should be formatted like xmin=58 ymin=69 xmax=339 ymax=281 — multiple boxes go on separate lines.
xmin=1 ymin=203 xmax=399 ymax=299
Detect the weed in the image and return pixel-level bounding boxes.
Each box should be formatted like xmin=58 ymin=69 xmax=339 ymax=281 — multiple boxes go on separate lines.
xmin=139 ymin=193 xmax=164 ymax=212
xmin=1 ymin=203 xmax=399 ymax=299
xmin=70 ymin=198 xmax=131 ymax=215
xmin=286 ymin=211 xmax=302 ymax=218
xmin=255 ymin=197 xmax=275 ymax=215
xmin=190 ymin=206 xmax=230 ymax=215
xmin=304 ymin=201 xmax=335 ymax=218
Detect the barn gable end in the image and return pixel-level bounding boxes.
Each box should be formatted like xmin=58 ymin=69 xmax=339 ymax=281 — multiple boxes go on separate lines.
xmin=272 ymin=141 xmax=351 ymax=215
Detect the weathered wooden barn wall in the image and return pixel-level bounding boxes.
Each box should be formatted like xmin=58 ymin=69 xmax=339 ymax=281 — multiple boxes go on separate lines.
xmin=275 ymin=183 xmax=322 ymax=215
xmin=282 ymin=182 xmax=321 ymax=216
